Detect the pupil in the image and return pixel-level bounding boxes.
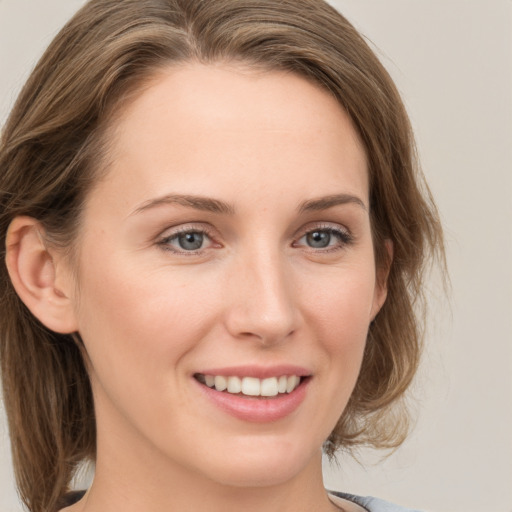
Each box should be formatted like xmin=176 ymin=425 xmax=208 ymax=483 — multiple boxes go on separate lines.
xmin=179 ymin=232 xmax=203 ymax=250
xmin=307 ymin=231 xmax=330 ymax=248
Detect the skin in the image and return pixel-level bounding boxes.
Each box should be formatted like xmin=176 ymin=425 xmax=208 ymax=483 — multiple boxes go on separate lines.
xmin=10 ymin=63 xmax=387 ymax=512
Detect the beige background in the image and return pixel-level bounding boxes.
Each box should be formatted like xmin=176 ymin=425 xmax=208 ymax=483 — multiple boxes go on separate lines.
xmin=1 ymin=1 xmax=511 ymax=511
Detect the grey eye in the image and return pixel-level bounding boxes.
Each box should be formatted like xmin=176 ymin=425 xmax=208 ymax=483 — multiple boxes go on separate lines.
xmin=305 ymin=230 xmax=331 ymax=248
xmin=176 ymin=231 xmax=204 ymax=251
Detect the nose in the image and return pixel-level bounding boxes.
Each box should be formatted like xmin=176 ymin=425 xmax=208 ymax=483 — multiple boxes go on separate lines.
xmin=224 ymin=247 xmax=300 ymax=346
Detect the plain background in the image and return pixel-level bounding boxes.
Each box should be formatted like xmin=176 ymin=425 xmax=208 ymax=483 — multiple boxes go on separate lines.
xmin=1 ymin=1 xmax=511 ymax=511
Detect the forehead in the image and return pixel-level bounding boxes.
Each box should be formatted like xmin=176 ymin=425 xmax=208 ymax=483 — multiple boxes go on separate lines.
xmin=92 ymin=63 xmax=368 ymax=211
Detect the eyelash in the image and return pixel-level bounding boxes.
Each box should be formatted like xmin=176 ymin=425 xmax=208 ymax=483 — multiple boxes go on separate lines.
xmin=156 ymin=224 xmax=353 ymax=255
xmin=293 ymin=224 xmax=354 ymax=253
xmin=157 ymin=225 xmax=217 ymax=255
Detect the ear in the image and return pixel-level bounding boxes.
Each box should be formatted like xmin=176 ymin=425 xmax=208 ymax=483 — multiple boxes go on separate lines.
xmin=5 ymin=216 xmax=78 ymax=334
xmin=370 ymin=239 xmax=393 ymax=321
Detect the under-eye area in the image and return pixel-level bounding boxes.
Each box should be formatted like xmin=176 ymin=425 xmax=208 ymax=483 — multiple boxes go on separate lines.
xmin=194 ymin=374 xmax=310 ymax=398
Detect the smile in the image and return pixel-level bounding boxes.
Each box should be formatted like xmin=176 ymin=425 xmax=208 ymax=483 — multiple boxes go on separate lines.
xmin=195 ymin=374 xmax=302 ymax=397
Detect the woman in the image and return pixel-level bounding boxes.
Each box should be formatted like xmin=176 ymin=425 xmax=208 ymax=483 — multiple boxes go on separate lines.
xmin=0 ymin=1 xmax=443 ymax=511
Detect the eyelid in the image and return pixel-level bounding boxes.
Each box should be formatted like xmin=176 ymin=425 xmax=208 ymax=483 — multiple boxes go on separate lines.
xmin=156 ymin=223 xmax=221 ymax=254
xmin=292 ymin=222 xmax=354 ymax=250
xmin=155 ymin=221 xmax=353 ymax=255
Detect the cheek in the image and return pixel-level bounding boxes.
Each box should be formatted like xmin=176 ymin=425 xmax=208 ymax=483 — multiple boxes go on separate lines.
xmin=304 ymin=262 xmax=377 ymax=334
xmin=292 ymin=264 xmax=375 ymax=439
xmin=301 ymin=262 xmax=376 ymax=382
xmin=74 ymin=255 xmax=219 ymax=390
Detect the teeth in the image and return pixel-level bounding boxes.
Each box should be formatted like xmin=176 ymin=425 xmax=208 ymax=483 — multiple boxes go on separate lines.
xmin=202 ymin=374 xmax=302 ymax=397
xmin=214 ymin=375 xmax=227 ymax=391
xmin=227 ymin=376 xmax=242 ymax=393
xmin=278 ymin=375 xmax=287 ymax=394
xmin=261 ymin=377 xmax=278 ymax=397
xmin=286 ymin=375 xmax=300 ymax=393
xmin=241 ymin=377 xmax=260 ymax=396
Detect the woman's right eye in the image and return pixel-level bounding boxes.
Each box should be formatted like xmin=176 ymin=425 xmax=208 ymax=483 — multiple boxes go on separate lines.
xmin=158 ymin=229 xmax=214 ymax=253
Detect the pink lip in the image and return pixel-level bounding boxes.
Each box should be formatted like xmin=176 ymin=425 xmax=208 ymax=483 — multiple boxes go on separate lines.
xmin=193 ymin=367 xmax=310 ymax=423
xmin=196 ymin=364 xmax=311 ymax=379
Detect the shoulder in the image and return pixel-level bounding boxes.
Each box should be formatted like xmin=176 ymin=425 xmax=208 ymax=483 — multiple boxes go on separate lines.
xmin=329 ymin=491 xmax=423 ymax=512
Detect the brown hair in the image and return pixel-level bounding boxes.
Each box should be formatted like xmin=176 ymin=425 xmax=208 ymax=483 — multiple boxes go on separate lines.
xmin=0 ymin=1 xmax=444 ymax=511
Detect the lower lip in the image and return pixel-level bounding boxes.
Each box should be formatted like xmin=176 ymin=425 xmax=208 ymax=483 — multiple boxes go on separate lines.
xmin=195 ymin=379 xmax=309 ymax=423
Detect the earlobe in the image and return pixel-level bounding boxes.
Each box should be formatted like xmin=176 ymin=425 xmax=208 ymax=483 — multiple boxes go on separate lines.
xmin=5 ymin=216 xmax=78 ymax=334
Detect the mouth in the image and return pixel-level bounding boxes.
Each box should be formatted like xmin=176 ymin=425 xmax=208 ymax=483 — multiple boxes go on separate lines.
xmin=193 ymin=370 xmax=311 ymax=422
xmin=194 ymin=373 xmax=306 ymax=398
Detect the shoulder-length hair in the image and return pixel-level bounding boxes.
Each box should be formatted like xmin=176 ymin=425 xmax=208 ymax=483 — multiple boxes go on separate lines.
xmin=0 ymin=1 xmax=444 ymax=511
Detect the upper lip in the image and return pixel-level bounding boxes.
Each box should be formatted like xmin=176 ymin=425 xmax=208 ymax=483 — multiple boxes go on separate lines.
xmin=194 ymin=365 xmax=311 ymax=379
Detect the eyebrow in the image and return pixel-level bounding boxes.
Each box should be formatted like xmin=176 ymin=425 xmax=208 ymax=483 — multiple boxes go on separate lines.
xmin=131 ymin=192 xmax=367 ymax=217
xmin=132 ymin=194 xmax=236 ymax=216
xmin=298 ymin=193 xmax=367 ymax=213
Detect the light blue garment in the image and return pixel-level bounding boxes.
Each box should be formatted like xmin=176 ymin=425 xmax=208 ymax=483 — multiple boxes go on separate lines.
xmin=331 ymin=491 xmax=423 ymax=512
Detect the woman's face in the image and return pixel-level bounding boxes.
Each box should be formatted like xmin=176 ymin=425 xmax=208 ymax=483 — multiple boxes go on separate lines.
xmin=67 ymin=64 xmax=387 ymax=488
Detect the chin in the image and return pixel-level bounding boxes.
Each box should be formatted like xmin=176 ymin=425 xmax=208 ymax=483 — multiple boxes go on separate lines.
xmin=192 ymin=435 xmax=321 ymax=489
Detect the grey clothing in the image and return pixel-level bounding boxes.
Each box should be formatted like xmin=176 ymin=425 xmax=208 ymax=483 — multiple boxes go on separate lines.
xmin=331 ymin=491 xmax=422 ymax=512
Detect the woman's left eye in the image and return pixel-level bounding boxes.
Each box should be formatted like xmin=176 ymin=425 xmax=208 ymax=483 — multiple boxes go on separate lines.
xmin=295 ymin=227 xmax=352 ymax=251
xmin=159 ymin=229 xmax=213 ymax=253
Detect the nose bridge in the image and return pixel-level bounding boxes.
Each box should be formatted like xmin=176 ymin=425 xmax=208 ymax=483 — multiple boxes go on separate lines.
xmin=225 ymin=241 xmax=298 ymax=344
